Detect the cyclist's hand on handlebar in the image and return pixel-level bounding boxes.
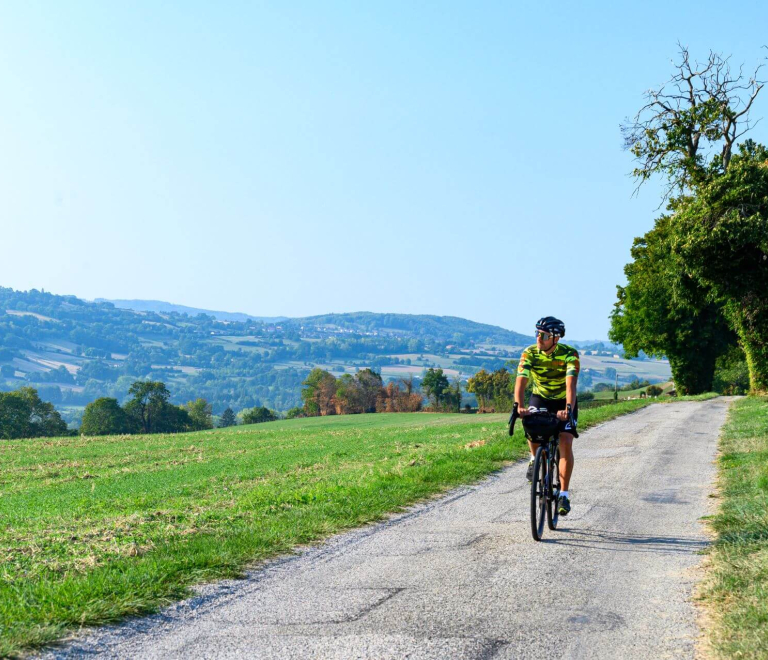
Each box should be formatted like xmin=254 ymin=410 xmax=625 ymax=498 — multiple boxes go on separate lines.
xmin=518 ymin=407 xmax=530 ymax=417
xmin=556 ymin=409 xmax=569 ymax=421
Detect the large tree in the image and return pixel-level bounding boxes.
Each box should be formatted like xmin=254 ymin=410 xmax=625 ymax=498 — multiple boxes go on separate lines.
xmin=183 ymin=398 xmax=213 ymax=431
xmin=670 ymin=143 xmax=768 ymax=392
xmin=0 ymin=387 xmax=68 ymax=439
xmin=80 ymin=397 xmax=132 ymax=436
xmin=610 ymin=215 xmax=734 ymax=394
xmin=421 ymin=368 xmax=449 ymax=409
xmin=301 ymin=368 xmax=337 ymax=416
xmin=614 ymin=46 xmax=763 ymax=393
xmin=123 ymin=380 xmax=189 ymax=433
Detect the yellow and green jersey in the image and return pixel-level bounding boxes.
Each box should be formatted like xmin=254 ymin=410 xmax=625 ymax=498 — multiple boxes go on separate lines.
xmin=516 ymin=343 xmax=580 ymax=400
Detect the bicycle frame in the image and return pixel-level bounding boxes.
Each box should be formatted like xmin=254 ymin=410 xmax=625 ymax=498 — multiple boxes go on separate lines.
xmin=509 ymin=401 xmax=573 ymax=541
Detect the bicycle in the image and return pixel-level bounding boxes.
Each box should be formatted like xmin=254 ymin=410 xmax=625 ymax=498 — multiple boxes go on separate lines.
xmin=509 ymin=402 xmax=576 ymax=542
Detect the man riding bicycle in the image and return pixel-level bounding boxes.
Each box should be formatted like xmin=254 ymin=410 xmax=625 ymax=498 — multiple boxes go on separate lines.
xmin=515 ymin=316 xmax=579 ymax=516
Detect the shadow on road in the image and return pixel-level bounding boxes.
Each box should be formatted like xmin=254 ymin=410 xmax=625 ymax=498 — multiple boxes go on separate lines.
xmin=545 ymin=528 xmax=708 ymax=555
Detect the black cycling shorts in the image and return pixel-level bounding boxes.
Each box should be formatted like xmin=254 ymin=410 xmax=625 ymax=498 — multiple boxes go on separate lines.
xmin=528 ymin=395 xmax=578 ymax=436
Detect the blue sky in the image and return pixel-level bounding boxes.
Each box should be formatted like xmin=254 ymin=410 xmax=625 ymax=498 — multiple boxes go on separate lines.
xmin=1 ymin=1 xmax=766 ymax=339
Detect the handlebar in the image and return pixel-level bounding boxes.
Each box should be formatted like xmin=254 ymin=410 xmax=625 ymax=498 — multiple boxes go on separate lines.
xmin=508 ymin=402 xmax=577 ymax=437
xmin=507 ymin=402 xmax=519 ymax=436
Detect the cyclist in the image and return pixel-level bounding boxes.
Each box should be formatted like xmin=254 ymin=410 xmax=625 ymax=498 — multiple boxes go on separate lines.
xmin=514 ymin=316 xmax=579 ymax=516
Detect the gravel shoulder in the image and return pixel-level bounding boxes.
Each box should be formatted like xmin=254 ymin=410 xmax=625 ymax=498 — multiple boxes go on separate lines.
xmin=38 ymin=398 xmax=732 ymax=659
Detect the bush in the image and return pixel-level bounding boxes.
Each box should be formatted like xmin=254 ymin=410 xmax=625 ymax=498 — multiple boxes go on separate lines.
xmin=646 ymin=385 xmax=664 ymax=397
xmin=242 ymin=406 xmax=279 ymax=425
xmin=578 ymin=392 xmax=595 ymax=402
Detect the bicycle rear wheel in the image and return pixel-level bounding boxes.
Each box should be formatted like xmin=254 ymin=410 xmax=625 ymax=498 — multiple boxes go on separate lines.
xmin=546 ymin=446 xmax=561 ymax=530
xmin=530 ymin=445 xmax=547 ymax=541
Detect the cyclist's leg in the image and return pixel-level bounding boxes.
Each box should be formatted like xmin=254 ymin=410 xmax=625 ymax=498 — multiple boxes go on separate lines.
xmin=558 ymin=431 xmax=574 ymax=491
xmin=558 ymin=401 xmax=578 ymax=491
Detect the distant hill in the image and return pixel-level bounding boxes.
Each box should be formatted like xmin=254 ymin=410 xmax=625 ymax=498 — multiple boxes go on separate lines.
xmin=97 ymin=303 xmax=534 ymax=346
xmin=291 ymin=312 xmax=533 ymax=345
xmin=96 ymin=299 xmax=288 ymax=324
xmin=4 ymin=287 xmax=646 ymax=427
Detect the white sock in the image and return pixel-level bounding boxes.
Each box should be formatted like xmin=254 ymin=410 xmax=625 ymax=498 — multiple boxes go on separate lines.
xmin=529 ymin=456 xmax=535 ymax=463
xmin=560 ymin=491 xmax=569 ymax=499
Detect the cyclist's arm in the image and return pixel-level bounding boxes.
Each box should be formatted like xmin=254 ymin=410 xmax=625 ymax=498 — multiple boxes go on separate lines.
xmin=514 ymin=375 xmax=528 ymax=408
xmin=515 ymin=349 xmax=533 ymax=414
xmin=565 ymin=375 xmax=577 ymax=409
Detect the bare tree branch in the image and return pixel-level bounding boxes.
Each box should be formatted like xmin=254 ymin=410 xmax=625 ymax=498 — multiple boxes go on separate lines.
xmin=622 ymin=45 xmax=765 ymax=195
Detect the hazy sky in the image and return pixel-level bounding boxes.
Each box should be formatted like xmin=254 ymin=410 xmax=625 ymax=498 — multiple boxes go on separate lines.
xmin=2 ymin=1 xmax=766 ymax=339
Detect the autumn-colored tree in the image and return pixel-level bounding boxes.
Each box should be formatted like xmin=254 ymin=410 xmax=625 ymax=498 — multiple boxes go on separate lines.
xmin=301 ymin=368 xmax=337 ymax=416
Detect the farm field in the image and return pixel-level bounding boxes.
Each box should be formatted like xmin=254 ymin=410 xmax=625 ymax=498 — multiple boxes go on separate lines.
xmin=579 ymin=354 xmax=672 ymax=381
xmin=0 ymin=401 xmax=653 ymax=656
xmin=593 ymin=381 xmax=674 ymax=400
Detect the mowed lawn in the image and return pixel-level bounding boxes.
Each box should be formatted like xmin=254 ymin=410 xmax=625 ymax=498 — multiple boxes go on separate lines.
xmin=1 ymin=403 xmax=652 ymax=656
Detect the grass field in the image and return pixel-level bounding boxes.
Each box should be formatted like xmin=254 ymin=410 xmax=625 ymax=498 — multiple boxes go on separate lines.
xmin=699 ymin=396 xmax=768 ymax=658
xmin=1 ymin=400 xmax=655 ymax=656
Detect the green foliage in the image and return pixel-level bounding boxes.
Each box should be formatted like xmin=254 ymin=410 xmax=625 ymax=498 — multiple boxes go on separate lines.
xmin=712 ymin=346 xmax=751 ymax=396
xmin=466 ymin=368 xmax=513 ymax=411
xmin=421 ymin=368 xmax=449 ymax=408
xmin=219 ymin=407 xmax=237 ymax=428
xmin=285 ymin=407 xmax=304 ymax=419
xmin=646 ymin=385 xmax=664 ymax=397
xmin=0 ymin=387 xmax=68 ymax=439
xmin=124 ymin=381 xmax=190 ymax=434
xmin=578 ymin=391 xmax=595 ymax=402
xmin=610 ymin=215 xmax=734 ymax=394
xmin=183 ymin=398 xmax=213 ymax=431
xmin=241 ymin=406 xmax=279 ymax=425
xmin=80 ymin=397 xmax=133 ymax=436
xmin=671 ymin=143 xmax=768 ymax=392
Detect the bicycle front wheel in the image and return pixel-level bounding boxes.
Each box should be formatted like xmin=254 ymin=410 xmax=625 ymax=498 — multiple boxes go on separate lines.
xmin=530 ymin=445 xmax=547 ymax=541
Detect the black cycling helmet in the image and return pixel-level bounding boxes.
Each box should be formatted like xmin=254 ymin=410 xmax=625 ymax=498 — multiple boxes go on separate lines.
xmin=535 ymin=316 xmax=566 ymax=338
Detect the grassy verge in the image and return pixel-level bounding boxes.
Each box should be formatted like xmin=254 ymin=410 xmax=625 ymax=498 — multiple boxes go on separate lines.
xmin=699 ymin=396 xmax=768 ymax=658
xmin=1 ymin=399 xmax=657 ymax=656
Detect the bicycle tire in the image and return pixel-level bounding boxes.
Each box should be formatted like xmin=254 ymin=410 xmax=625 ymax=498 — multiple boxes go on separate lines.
xmin=546 ymin=446 xmax=561 ymax=530
xmin=530 ymin=445 xmax=547 ymax=541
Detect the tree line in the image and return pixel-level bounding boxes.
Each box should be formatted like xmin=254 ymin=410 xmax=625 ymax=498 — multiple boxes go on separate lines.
xmin=298 ymin=367 xmax=469 ymax=416
xmin=611 ymin=46 xmax=768 ymax=395
xmin=0 ymin=380 xmax=283 ymax=439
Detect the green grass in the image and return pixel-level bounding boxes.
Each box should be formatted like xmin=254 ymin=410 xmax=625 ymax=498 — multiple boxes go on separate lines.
xmin=699 ymin=396 xmax=768 ymax=658
xmin=1 ymin=400 xmax=654 ymax=656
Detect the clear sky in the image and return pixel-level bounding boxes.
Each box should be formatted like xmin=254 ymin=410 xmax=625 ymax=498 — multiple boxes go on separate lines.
xmin=1 ymin=1 xmax=766 ymax=339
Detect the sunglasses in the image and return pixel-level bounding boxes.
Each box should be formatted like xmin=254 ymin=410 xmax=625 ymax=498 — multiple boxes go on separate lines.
xmin=536 ymin=331 xmax=554 ymax=341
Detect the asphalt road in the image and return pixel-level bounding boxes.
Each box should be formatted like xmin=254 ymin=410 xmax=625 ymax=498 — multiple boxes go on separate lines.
xmin=40 ymin=398 xmax=732 ymax=659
